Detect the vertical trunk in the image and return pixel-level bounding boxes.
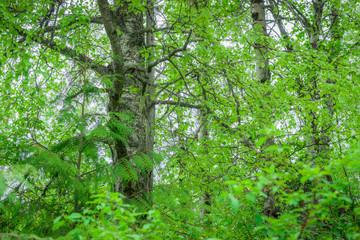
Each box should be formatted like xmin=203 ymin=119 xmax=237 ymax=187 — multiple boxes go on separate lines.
xmin=309 ymin=1 xmax=337 ymax=174
xmin=317 ymin=0 xmax=340 ymax=182
xmin=251 ymin=0 xmax=270 ymax=84
xmin=145 ymin=0 xmax=156 ymax=202
xmin=307 ymin=0 xmax=323 ymax=163
xmin=196 ymin=50 xmax=211 ymax=221
xmin=199 ymin=108 xmax=211 ymax=220
xmin=98 ymin=0 xmax=153 ymax=204
xmin=251 ymin=0 xmax=276 ymax=218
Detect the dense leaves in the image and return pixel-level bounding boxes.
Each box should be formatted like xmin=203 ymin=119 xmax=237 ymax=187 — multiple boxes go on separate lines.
xmin=1 ymin=0 xmax=360 ymax=239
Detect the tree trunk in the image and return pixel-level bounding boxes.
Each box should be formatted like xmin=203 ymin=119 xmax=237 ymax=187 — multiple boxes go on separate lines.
xmin=98 ymin=0 xmax=153 ymax=204
xmin=145 ymin=0 xmax=156 ymax=203
xmin=251 ymin=0 xmax=270 ymax=84
xmin=251 ymin=0 xmax=277 ymax=219
xmin=308 ymin=0 xmax=337 ymax=174
xmin=199 ymin=108 xmax=211 ymax=221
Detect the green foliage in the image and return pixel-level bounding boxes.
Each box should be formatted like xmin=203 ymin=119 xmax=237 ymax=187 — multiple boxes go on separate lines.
xmin=1 ymin=0 xmax=360 ymax=239
xmin=223 ymin=140 xmax=360 ymax=239
xmin=53 ymin=193 xmax=173 ymax=240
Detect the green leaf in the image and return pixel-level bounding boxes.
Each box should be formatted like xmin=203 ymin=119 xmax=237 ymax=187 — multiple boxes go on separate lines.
xmin=52 ymin=220 xmax=66 ymax=232
xmin=255 ymin=137 xmax=268 ymax=147
xmin=229 ymin=195 xmax=239 ymax=213
xmin=255 ymin=214 xmax=263 ymax=225
xmin=68 ymin=212 xmax=82 ymax=220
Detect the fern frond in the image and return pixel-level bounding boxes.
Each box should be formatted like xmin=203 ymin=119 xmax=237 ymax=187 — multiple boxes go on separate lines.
xmin=114 ymin=158 xmax=139 ymax=182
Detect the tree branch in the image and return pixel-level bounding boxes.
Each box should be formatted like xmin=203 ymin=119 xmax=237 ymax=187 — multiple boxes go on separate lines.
xmin=90 ymin=16 xmax=103 ymax=24
xmin=148 ymin=29 xmax=193 ymax=71
xmin=269 ymin=0 xmax=293 ymax=51
xmin=153 ymin=100 xmax=203 ymax=109
xmin=41 ymin=15 xmax=104 ymax=33
xmin=284 ymin=0 xmax=312 ymax=35
xmin=97 ymin=0 xmax=124 ymax=72
xmin=18 ymin=29 xmax=109 ymax=76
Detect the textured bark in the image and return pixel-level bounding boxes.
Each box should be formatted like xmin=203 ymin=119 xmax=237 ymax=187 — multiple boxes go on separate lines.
xmin=145 ymin=0 xmax=156 ymax=201
xmin=251 ymin=0 xmax=270 ymax=84
xmin=98 ymin=0 xmax=153 ymax=203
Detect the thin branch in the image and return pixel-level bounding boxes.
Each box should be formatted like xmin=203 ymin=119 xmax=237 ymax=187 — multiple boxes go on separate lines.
xmin=90 ymin=16 xmax=103 ymax=24
xmin=268 ymin=0 xmax=293 ymax=51
xmin=148 ymin=29 xmax=192 ymax=71
xmin=284 ymin=0 xmax=312 ymax=35
xmin=18 ymin=28 xmax=109 ymax=76
xmin=153 ymin=100 xmax=203 ymax=109
xmin=97 ymin=0 xmax=124 ymax=75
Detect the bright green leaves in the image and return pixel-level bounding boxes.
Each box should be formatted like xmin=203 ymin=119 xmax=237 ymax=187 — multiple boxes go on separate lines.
xmin=59 ymin=13 xmax=91 ymax=29
xmin=299 ymin=165 xmax=328 ymax=184
xmin=52 ymin=216 xmax=66 ymax=232
xmin=255 ymin=136 xmax=268 ymax=147
xmin=1 ymin=0 xmax=360 ymax=239
xmin=228 ymin=194 xmax=240 ymax=213
xmin=128 ymin=0 xmax=147 ymax=14
xmin=51 ymin=193 xmax=173 ymax=239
